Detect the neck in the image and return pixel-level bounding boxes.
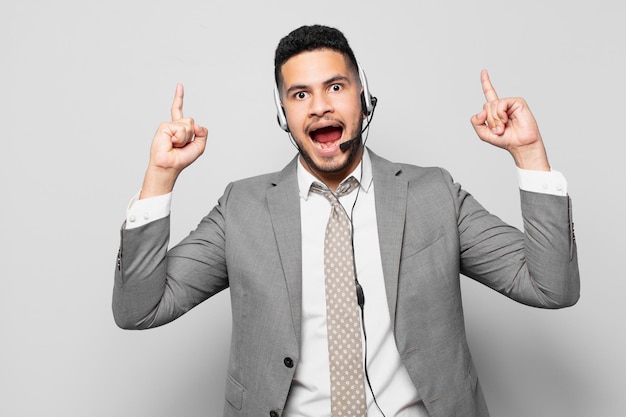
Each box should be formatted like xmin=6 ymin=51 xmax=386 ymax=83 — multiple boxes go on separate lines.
xmin=301 ymin=146 xmax=363 ymax=190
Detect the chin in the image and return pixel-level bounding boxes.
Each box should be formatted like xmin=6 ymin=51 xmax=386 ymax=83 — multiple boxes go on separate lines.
xmin=307 ymin=146 xmax=360 ymax=175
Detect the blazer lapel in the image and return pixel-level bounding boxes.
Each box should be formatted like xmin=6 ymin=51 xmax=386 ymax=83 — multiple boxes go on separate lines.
xmin=370 ymin=151 xmax=408 ymax=327
xmin=264 ymin=152 xmax=408 ymax=344
xmin=266 ymin=157 xmax=303 ymax=344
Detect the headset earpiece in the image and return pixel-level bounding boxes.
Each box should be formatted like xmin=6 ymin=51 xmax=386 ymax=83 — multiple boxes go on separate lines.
xmin=273 ymin=85 xmax=290 ymax=132
xmin=358 ymin=64 xmax=375 ymax=117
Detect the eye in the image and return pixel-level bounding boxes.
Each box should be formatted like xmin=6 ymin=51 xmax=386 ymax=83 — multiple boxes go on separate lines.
xmin=329 ymin=84 xmax=342 ymax=92
xmin=294 ymin=91 xmax=308 ymax=100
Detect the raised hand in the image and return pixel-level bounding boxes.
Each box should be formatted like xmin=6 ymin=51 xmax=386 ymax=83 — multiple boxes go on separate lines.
xmin=140 ymin=84 xmax=208 ymax=199
xmin=470 ymin=70 xmax=550 ymax=171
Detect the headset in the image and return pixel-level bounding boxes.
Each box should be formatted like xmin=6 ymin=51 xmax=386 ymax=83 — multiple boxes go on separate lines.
xmin=273 ymin=63 xmax=376 ymax=132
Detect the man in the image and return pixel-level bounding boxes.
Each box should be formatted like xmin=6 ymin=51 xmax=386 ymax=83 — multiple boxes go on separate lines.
xmin=113 ymin=25 xmax=579 ymax=417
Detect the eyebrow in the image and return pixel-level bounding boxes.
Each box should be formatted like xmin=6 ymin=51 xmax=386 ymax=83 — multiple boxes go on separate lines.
xmin=285 ymin=74 xmax=352 ymax=96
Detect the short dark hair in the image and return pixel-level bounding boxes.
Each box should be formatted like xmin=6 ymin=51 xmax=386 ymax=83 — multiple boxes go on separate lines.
xmin=274 ymin=25 xmax=359 ymax=93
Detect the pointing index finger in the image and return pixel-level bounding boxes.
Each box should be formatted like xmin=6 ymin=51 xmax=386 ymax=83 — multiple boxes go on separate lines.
xmin=481 ymin=69 xmax=499 ymax=102
xmin=171 ymin=83 xmax=184 ymax=120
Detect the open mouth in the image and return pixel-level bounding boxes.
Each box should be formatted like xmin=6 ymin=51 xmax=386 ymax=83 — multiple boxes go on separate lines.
xmin=310 ymin=126 xmax=343 ymax=149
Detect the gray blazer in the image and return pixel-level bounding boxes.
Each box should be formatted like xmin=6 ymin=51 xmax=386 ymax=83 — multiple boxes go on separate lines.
xmin=113 ymin=150 xmax=579 ymax=417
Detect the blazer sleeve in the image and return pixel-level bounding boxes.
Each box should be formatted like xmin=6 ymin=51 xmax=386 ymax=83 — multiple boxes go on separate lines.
xmin=450 ymin=171 xmax=580 ymax=308
xmin=112 ymin=183 xmax=233 ymax=329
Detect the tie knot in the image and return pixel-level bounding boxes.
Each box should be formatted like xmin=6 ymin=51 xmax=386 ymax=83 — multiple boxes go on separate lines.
xmin=310 ymin=177 xmax=360 ymax=205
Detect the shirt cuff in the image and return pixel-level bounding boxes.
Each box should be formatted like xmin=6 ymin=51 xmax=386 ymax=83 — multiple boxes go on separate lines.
xmin=517 ymin=168 xmax=568 ymax=196
xmin=125 ymin=191 xmax=172 ymax=229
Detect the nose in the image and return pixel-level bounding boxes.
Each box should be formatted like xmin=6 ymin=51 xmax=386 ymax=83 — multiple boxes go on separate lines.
xmin=309 ymin=91 xmax=333 ymax=117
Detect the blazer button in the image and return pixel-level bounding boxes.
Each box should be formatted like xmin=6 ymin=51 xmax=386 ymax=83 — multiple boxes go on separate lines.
xmin=270 ymin=411 xmax=279 ymax=417
xmin=283 ymin=357 xmax=294 ymax=368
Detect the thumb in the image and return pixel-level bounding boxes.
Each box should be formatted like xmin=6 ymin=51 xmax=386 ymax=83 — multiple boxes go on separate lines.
xmin=470 ymin=110 xmax=496 ymax=142
xmin=470 ymin=109 xmax=487 ymax=127
xmin=470 ymin=110 xmax=488 ymax=134
xmin=194 ymin=124 xmax=208 ymax=141
xmin=191 ymin=124 xmax=208 ymax=156
xmin=193 ymin=124 xmax=209 ymax=152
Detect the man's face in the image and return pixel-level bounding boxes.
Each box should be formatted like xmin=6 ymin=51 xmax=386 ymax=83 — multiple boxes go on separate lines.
xmin=280 ymin=49 xmax=364 ymax=187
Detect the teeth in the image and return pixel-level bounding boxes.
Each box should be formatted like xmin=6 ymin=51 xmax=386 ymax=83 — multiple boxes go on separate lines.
xmin=313 ymin=140 xmax=337 ymax=150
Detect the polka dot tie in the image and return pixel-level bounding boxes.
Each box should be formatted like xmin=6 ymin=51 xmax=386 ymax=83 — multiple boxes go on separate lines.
xmin=310 ymin=177 xmax=366 ymax=417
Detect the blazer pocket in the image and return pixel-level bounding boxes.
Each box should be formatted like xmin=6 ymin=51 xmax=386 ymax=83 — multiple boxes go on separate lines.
xmin=400 ymin=225 xmax=446 ymax=260
xmin=225 ymin=373 xmax=244 ymax=410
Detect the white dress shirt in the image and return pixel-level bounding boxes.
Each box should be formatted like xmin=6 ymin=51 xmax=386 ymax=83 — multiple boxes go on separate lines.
xmin=283 ymin=150 xmax=425 ymax=416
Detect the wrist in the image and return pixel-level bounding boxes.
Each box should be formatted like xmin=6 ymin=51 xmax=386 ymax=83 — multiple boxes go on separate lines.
xmin=509 ymin=141 xmax=550 ymax=171
xmin=139 ymin=166 xmax=180 ymax=199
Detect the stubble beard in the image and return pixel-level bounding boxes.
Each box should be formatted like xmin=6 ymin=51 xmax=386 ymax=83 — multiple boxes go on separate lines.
xmin=299 ymin=133 xmax=363 ymax=177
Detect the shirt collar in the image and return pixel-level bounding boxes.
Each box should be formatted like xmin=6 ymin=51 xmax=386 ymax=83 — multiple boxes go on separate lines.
xmin=297 ymin=148 xmax=374 ymax=200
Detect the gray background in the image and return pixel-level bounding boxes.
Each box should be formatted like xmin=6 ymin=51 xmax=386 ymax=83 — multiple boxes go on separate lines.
xmin=1 ymin=0 xmax=623 ymax=416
